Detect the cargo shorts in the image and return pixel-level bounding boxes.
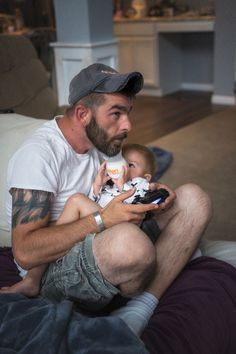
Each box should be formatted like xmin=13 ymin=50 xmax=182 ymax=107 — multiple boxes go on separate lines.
xmin=41 ymin=234 xmax=119 ymax=312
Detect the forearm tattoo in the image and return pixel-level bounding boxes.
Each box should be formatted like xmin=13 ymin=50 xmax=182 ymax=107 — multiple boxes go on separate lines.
xmin=11 ymin=188 xmax=53 ymax=228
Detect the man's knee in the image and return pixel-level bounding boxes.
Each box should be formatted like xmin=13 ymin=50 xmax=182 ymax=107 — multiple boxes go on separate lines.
xmin=93 ymin=223 xmax=156 ymax=295
xmin=176 ymin=183 xmax=212 ymax=221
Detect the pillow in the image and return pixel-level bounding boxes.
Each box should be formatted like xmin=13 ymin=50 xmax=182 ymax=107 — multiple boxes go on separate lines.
xmin=148 ymin=145 xmax=173 ymax=181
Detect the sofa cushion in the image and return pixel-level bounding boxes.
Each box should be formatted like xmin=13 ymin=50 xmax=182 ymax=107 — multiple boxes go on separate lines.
xmin=0 ymin=34 xmax=61 ymax=119
xmin=13 ymin=86 xmax=60 ymax=120
xmin=0 ymin=34 xmax=37 ymax=72
xmin=0 ymin=114 xmax=47 ymax=245
xmin=0 ymin=58 xmax=50 ymax=110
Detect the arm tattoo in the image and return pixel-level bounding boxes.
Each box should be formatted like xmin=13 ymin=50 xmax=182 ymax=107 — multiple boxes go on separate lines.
xmin=11 ymin=189 xmax=53 ymax=228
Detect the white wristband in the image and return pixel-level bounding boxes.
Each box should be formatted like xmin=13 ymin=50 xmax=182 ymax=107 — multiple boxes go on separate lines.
xmin=93 ymin=211 xmax=105 ymax=232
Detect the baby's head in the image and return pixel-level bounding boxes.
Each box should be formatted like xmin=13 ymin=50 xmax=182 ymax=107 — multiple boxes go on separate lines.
xmin=122 ymin=144 xmax=157 ymax=182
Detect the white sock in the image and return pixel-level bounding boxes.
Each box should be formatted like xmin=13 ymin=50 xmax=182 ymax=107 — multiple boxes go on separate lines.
xmin=110 ymin=292 xmax=158 ymax=336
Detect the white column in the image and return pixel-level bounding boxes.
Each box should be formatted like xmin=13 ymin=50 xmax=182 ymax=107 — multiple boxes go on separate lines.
xmin=51 ymin=40 xmax=118 ymax=106
xmin=52 ymin=0 xmax=118 ymax=106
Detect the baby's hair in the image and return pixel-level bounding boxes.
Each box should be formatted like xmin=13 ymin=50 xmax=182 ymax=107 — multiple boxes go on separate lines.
xmin=122 ymin=143 xmax=157 ymax=176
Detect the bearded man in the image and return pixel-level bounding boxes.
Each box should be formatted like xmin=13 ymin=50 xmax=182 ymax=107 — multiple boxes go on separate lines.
xmin=5 ymin=63 xmax=211 ymax=336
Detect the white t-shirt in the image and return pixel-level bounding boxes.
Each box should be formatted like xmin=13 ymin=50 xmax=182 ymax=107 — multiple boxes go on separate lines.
xmin=6 ymin=117 xmax=102 ymax=228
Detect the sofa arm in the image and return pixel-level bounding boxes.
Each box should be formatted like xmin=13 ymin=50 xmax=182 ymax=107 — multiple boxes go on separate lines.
xmin=0 ymin=230 xmax=11 ymax=247
xmin=200 ymin=238 xmax=236 ymax=268
xmin=0 ymin=113 xmax=47 ymax=248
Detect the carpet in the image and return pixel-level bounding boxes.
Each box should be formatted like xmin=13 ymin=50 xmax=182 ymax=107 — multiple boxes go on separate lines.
xmin=149 ymin=107 xmax=236 ymax=241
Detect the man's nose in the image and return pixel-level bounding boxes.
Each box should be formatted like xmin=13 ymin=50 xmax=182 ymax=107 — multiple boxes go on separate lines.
xmin=121 ymin=115 xmax=132 ymax=132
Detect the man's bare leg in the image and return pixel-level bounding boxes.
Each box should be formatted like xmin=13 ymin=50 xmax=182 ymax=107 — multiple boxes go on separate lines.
xmin=147 ymin=183 xmax=212 ymax=298
xmin=93 ymin=223 xmax=157 ymax=296
xmin=109 ymin=184 xmax=212 ymax=335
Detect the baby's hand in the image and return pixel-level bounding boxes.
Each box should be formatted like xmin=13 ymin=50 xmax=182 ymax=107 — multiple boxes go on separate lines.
xmin=112 ymin=164 xmax=129 ymax=192
xmin=93 ymin=161 xmax=111 ymax=196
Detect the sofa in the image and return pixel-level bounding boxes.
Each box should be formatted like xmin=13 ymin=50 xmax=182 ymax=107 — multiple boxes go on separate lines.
xmin=0 ymin=114 xmax=48 ymax=246
xmin=0 ymin=34 xmax=65 ymax=119
xmin=0 ymin=112 xmax=236 ymax=354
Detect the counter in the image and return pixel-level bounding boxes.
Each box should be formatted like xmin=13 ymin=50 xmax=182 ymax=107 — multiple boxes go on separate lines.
xmin=113 ymin=16 xmax=215 ymax=96
xmin=114 ymin=15 xmax=214 ymax=32
xmin=113 ymin=14 xmax=215 ymax=22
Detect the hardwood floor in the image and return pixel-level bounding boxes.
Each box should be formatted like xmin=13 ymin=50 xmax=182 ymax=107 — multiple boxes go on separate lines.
xmin=126 ymin=91 xmax=228 ymax=144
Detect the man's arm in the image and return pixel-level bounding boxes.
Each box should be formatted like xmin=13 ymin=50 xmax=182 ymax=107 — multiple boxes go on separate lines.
xmin=11 ymin=188 xmax=103 ymax=270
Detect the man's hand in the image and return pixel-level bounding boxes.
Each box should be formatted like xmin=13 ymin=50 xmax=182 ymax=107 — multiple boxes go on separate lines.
xmin=149 ymin=182 xmax=176 ymax=212
xmin=100 ymin=188 xmax=161 ymax=228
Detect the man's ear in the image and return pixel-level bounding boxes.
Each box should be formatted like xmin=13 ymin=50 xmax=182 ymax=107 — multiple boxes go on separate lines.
xmin=75 ymin=104 xmax=91 ymax=126
xmin=144 ymin=173 xmax=152 ymax=182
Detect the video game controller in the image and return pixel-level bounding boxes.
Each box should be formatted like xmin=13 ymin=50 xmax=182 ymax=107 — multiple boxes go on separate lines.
xmin=132 ymin=188 xmax=169 ymax=205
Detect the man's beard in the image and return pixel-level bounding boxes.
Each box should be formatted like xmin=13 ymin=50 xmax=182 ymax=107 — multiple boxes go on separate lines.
xmin=86 ymin=115 xmax=127 ymax=157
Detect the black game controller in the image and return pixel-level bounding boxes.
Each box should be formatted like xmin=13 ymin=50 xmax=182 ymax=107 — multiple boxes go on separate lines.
xmin=132 ymin=188 xmax=169 ymax=205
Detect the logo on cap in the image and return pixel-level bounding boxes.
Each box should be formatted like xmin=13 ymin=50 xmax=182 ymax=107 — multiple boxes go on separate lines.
xmin=101 ymin=70 xmax=117 ymax=75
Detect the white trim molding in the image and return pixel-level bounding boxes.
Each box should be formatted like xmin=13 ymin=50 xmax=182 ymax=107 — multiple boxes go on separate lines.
xmin=181 ymin=83 xmax=213 ymax=92
xmin=156 ymin=19 xmax=214 ymax=33
xmin=211 ymin=95 xmax=236 ymax=106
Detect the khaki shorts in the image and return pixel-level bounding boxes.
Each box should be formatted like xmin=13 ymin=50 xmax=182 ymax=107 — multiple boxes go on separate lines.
xmin=41 ymin=234 xmax=119 ymax=312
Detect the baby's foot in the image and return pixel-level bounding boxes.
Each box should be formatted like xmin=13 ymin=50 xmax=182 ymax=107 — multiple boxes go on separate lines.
xmin=0 ymin=277 xmax=40 ymax=297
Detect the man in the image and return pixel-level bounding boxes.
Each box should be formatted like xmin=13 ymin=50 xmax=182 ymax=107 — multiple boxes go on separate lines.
xmin=5 ymin=63 xmax=212 ymax=335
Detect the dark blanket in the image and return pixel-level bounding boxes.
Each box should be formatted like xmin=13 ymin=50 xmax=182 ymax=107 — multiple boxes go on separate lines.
xmin=0 ymin=247 xmax=21 ymax=287
xmin=1 ymin=255 xmax=236 ymax=354
xmin=142 ymin=256 xmax=236 ymax=354
xmin=0 ymin=293 xmax=148 ymax=354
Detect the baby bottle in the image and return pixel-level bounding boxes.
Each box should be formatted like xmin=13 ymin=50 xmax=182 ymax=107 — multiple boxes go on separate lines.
xmin=106 ymin=152 xmax=127 ymax=179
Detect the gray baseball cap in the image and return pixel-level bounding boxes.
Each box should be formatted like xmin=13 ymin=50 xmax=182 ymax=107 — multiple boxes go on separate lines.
xmin=68 ymin=63 xmax=144 ymax=105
